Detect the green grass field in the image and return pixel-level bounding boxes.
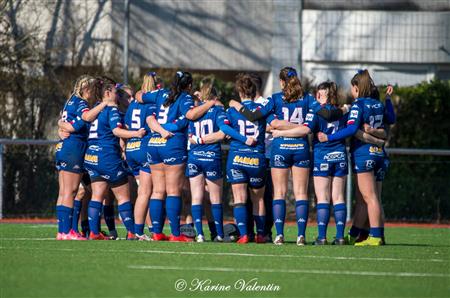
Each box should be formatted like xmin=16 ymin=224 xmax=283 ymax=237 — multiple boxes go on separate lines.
xmin=1 ymin=224 xmax=449 ymax=298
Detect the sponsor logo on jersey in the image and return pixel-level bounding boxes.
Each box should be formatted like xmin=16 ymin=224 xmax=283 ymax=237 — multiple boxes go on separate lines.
xmin=88 ymin=145 xmax=102 ymax=152
xmin=55 ymin=142 xmax=63 ymax=151
xmin=126 ymin=141 xmax=141 ymax=151
xmin=320 ymin=163 xmax=329 ymax=171
xmin=164 ymin=157 xmax=176 ymax=163
xmin=101 ymin=175 xmax=110 ymax=180
xmin=149 ymin=137 xmax=167 ymax=145
xmin=324 ymin=151 xmax=345 ymax=161
xmin=350 ymin=110 xmax=358 ymax=118
xmin=339 ymin=162 xmax=347 ymax=169
xmin=279 ymin=143 xmax=304 ymax=150
xmin=233 ymin=155 xmax=259 ymax=167
xmin=305 ymin=113 xmax=314 ymax=121
xmin=85 ymin=154 xmax=98 ymax=164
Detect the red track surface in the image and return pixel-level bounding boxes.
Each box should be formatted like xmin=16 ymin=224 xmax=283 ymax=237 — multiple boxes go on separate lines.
xmin=1 ymin=218 xmax=448 ymax=228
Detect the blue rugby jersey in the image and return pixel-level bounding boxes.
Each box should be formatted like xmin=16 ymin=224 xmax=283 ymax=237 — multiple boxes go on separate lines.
xmin=188 ymin=104 xmax=228 ymax=157
xmin=61 ymin=95 xmax=90 ymax=141
xmin=227 ymin=100 xmax=268 ymax=153
xmin=304 ymin=104 xmax=347 ymax=158
xmin=87 ymin=106 xmax=124 ymax=149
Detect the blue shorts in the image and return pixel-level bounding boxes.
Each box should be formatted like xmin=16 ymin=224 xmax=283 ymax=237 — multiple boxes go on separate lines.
xmin=147 ymin=136 xmax=187 ymax=165
xmin=186 ymin=154 xmax=222 ymax=181
xmin=313 ymin=160 xmax=348 ymax=177
xmin=226 ymin=151 xmax=266 ymax=189
xmin=313 ymin=150 xmax=348 ymax=177
xmin=270 ymin=139 xmax=310 ymax=168
xmin=84 ymin=145 xmax=128 ymax=187
xmin=375 ymin=157 xmax=390 ymax=182
xmin=55 ymin=139 xmax=87 ymax=174
xmin=125 ymin=139 xmax=151 ymax=176
xmin=352 ymin=153 xmax=384 ymax=176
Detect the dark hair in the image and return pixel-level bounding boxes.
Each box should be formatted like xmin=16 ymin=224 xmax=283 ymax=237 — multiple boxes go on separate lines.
xmin=279 ymin=67 xmax=303 ymax=102
xmin=370 ymin=85 xmax=380 ymax=100
xmin=235 ymin=73 xmax=256 ymax=99
xmin=94 ymin=76 xmax=116 ymax=101
xmin=249 ymin=73 xmax=263 ymax=93
xmin=351 ymin=69 xmax=373 ymax=98
xmin=317 ymin=81 xmax=338 ymax=106
xmin=164 ymin=71 xmax=193 ymax=107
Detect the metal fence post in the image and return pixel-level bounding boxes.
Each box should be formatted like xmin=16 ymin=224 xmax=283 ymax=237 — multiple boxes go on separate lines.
xmin=346 ymin=148 xmax=352 ymax=222
xmin=0 ymin=143 xmax=3 ymax=219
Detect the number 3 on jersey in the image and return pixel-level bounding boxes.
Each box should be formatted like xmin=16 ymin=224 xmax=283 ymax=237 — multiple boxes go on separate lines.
xmin=237 ymin=120 xmax=259 ymax=138
xmin=158 ymin=106 xmax=169 ymax=124
xmin=89 ymin=119 xmax=98 ymax=139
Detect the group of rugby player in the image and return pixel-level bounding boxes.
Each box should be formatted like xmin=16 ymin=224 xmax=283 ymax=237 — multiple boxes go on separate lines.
xmin=55 ymin=67 xmax=395 ymax=246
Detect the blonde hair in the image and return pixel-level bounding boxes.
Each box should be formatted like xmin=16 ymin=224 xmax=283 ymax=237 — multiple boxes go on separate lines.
xmin=73 ymin=75 xmax=94 ymax=99
xmin=199 ymin=77 xmax=217 ymax=101
xmin=141 ymin=72 xmax=157 ymax=92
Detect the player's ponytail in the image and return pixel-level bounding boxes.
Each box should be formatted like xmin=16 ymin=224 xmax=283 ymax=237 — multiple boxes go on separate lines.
xmin=351 ymin=69 xmax=374 ymax=98
xmin=94 ymin=76 xmax=116 ymax=102
xmin=141 ymin=71 xmax=157 ymax=93
xmin=279 ymin=67 xmax=303 ymax=102
xmin=164 ymin=71 xmax=193 ymax=107
xmin=199 ymin=77 xmax=218 ymax=102
xmin=235 ymin=73 xmax=256 ymax=100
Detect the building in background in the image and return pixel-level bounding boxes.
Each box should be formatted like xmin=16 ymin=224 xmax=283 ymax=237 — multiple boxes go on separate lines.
xmin=15 ymin=0 xmax=450 ymax=96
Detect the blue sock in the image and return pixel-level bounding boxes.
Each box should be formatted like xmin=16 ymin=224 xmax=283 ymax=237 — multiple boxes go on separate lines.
xmin=381 ymin=227 xmax=385 ymax=238
xmin=60 ymin=206 xmax=72 ymax=234
xmin=349 ymin=225 xmax=361 ymax=237
xmin=103 ymin=205 xmax=116 ymax=232
xmin=88 ymin=201 xmax=102 ymax=235
xmin=191 ymin=204 xmax=203 ymax=236
xmin=295 ymin=200 xmax=309 ymax=237
xmin=81 ymin=219 xmax=89 ymax=236
xmin=150 ymin=199 xmax=163 ymax=234
xmin=272 ymin=199 xmax=286 ymax=236
xmin=118 ymin=201 xmax=135 ymax=233
xmin=56 ymin=205 xmax=63 ymax=233
xmin=71 ymin=200 xmax=82 ymax=233
xmin=233 ymin=204 xmax=247 ymax=236
xmin=135 ymin=224 xmax=144 ymax=235
xmin=370 ymin=227 xmax=382 ymax=238
xmin=254 ymin=215 xmax=266 ymax=236
xmin=333 ymin=203 xmax=347 ymax=239
xmin=316 ymin=203 xmax=330 ymax=240
xmin=166 ymin=196 xmax=182 ymax=236
xmin=211 ymin=204 xmax=224 ymax=238
xmin=148 ymin=225 xmax=153 ymax=234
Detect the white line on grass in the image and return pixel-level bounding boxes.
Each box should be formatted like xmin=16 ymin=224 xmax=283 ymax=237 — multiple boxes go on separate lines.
xmin=128 ymin=265 xmax=450 ymax=278
xmin=0 ymin=243 xmax=447 ymax=263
